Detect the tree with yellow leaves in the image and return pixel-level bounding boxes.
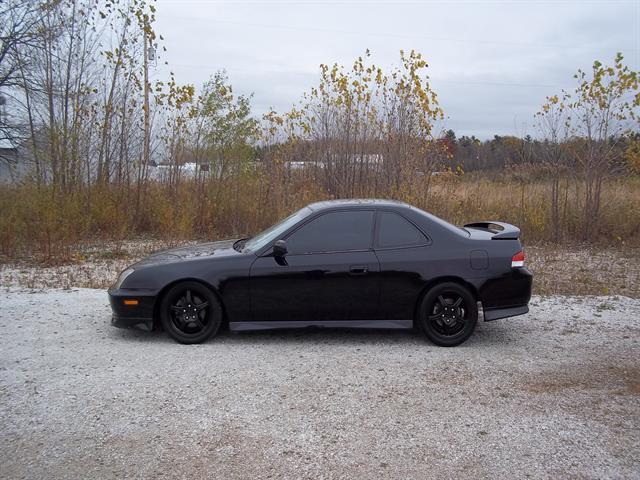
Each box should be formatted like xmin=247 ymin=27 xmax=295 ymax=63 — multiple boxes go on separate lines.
xmin=538 ymin=53 xmax=639 ymax=241
xmin=262 ymin=49 xmax=446 ymax=201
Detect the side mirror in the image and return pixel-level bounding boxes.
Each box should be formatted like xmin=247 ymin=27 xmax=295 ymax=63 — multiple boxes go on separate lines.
xmin=273 ymin=239 xmax=287 ymax=257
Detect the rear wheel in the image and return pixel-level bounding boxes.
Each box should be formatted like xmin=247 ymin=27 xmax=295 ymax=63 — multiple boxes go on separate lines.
xmin=418 ymin=282 xmax=477 ymax=347
xmin=159 ymin=281 xmax=222 ymax=344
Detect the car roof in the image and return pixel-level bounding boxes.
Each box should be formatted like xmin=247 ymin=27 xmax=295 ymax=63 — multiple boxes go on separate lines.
xmin=307 ymin=199 xmax=410 ymax=211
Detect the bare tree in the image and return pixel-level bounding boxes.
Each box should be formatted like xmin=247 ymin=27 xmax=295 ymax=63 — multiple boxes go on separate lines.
xmin=536 ymin=93 xmax=571 ymax=241
xmin=0 ymin=1 xmax=42 ymax=164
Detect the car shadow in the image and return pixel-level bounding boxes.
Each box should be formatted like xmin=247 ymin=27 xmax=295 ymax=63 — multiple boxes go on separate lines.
xmin=107 ymin=318 xmax=517 ymax=348
xmin=223 ymin=322 xmax=518 ymax=347
xmin=223 ymin=327 xmax=421 ymax=345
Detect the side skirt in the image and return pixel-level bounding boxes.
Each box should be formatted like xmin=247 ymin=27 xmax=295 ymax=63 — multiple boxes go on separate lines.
xmin=229 ymin=319 xmax=414 ymax=332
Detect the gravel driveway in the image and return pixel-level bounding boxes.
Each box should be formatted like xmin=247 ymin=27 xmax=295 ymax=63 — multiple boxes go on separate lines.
xmin=1 ymin=288 xmax=639 ymax=479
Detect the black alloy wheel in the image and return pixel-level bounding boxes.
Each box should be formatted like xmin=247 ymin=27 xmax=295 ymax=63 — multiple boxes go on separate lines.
xmin=159 ymin=281 xmax=222 ymax=344
xmin=418 ymin=282 xmax=478 ymax=347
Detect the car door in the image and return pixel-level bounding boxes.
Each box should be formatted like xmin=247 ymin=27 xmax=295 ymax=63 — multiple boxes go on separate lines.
xmin=373 ymin=210 xmax=432 ymax=320
xmin=249 ymin=209 xmax=380 ymax=322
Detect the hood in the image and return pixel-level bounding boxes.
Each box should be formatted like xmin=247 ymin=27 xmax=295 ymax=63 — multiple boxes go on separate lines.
xmin=133 ymin=239 xmax=239 ymax=267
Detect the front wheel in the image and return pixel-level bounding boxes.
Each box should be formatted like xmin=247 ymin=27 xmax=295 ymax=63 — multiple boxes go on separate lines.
xmin=159 ymin=281 xmax=222 ymax=344
xmin=418 ymin=282 xmax=477 ymax=347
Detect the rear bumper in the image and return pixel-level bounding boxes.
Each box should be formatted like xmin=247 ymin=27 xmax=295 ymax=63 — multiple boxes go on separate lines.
xmin=478 ymin=267 xmax=532 ymax=321
xmin=483 ymin=305 xmax=529 ymax=322
xmin=108 ymin=288 xmax=156 ymax=331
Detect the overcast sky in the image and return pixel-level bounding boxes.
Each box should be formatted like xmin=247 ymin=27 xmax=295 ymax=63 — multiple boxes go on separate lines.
xmin=154 ymin=0 xmax=639 ymax=139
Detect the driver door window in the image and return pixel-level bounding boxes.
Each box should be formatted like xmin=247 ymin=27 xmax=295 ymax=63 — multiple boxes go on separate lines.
xmin=286 ymin=210 xmax=375 ymax=254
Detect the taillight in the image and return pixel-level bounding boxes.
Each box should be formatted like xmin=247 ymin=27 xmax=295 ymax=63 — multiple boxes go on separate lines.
xmin=511 ymin=250 xmax=525 ymax=268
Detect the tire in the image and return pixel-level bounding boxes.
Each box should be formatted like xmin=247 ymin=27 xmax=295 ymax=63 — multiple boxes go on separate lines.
xmin=159 ymin=281 xmax=222 ymax=344
xmin=417 ymin=282 xmax=478 ymax=347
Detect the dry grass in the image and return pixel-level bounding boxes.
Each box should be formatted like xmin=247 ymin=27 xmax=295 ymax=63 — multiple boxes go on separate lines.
xmin=426 ymin=174 xmax=640 ymax=245
xmin=526 ymin=243 xmax=640 ymax=297
xmin=0 ymin=175 xmax=638 ymax=263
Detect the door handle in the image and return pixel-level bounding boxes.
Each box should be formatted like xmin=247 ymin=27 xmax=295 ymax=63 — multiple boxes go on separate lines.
xmin=349 ymin=265 xmax=368 ymax=275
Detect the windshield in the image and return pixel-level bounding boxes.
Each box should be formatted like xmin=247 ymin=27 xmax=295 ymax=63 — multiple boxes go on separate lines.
xmin=243 ymin=207 xmax=313 ymax=252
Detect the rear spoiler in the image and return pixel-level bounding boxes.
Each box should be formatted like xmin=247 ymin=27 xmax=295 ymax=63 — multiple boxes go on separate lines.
xmin=464 ymin=221 xmax=521 ymax=240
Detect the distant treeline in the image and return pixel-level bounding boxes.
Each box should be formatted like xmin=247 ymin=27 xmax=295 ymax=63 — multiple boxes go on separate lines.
xmin=438 ymin=132 xmax=638 ymax=174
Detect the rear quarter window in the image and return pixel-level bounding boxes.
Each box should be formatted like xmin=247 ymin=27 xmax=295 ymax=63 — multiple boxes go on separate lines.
xmin=376 ymin=211 xmax=428 ymax=248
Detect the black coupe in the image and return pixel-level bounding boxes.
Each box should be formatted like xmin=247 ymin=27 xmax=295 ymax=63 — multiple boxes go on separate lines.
xmin=108 ymin=200 xmax=532 ymax=346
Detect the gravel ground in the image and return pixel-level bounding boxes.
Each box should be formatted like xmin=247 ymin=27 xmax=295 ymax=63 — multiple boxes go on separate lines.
xmin=1 ymin=288 xmax=639 ymax=479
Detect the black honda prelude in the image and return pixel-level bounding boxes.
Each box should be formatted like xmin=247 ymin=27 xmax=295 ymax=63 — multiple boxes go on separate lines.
xmin=108 ymin=199 xmax=532 ymax=346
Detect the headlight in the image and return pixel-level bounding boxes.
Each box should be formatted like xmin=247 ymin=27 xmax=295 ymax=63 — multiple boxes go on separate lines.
xmin=114 ymin=268 xmax=134 ymax=289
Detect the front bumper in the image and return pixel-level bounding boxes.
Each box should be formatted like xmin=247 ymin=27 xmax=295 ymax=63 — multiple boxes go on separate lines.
xmin=108 ymin=287 xmax=156 ymax=331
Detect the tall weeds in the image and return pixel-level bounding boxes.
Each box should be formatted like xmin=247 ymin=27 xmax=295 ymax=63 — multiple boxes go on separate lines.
xmin=1 ymin=173 xmax=638 ymax=261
